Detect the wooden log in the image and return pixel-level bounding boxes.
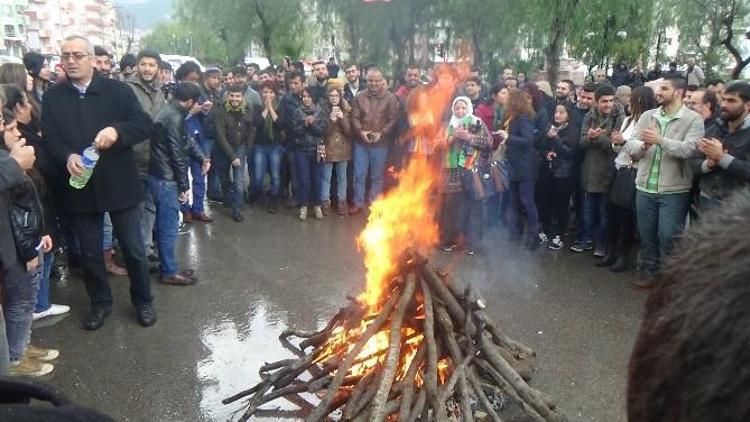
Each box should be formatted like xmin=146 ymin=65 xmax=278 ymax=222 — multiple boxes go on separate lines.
xmin=369 ymin=276 xmax=417 ymax=422
xmin=305 ymin=292 xmax=400 ymax=422
xmin=437 ymin=353 xmax=472 ymax=404
xmin=465 ymin=366 xmax=503 ymax=422
xmin=424 ymin=267 xmax=563 ymax=422
xmin=435 ymin=305 xmax=474 ymax=422
xmin=343 ymin=367 xmax=381 ymax=420
xmin=474 ymin=360 xmax=546 ymax=422
xmin=259 ymin=359 xmax=297 ymax=374
xmin=420 ymin=277 xmax=448 ymax=422
xmin=406 ymin=386 xmax=427 ymax=422
xmin=397 ymin=341 xmax=427 ymax=422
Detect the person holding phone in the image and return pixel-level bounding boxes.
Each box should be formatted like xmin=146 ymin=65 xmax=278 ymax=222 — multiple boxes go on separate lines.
xmin=321 ymin=86 xmax=352 ymax=216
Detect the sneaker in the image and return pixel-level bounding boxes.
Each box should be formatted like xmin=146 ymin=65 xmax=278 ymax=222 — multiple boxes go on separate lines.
xmin=178 ymin=222 xmax=190 ymax=235
xmin=464 ymin=248 xmax=476 ymax=256
xmin=538 ymin=232 xmax=549 ymax=244
xmin=321 ymin=200 xmax=332 ymax=216
xmin=298 ymin=206 xmax=308 ymax=221
xmin=33 ymin=304 xmax=70 ymax=321
xmin=313 ymin=206 xmax=324 ymax=219
xmin=593 ymin=245 xmax=607 ymax=258
xmin=25 ymin=345 xmax=60 ymax=361
xmin=440 ymin=243 xmax=457 ymax=252
xmin=569 ymin=240 xmax=593 ymax=253
xmin=9 ymin=356 xmax=54 ymax=377
xmin=547 ymin=236 xmax=564 ymax=251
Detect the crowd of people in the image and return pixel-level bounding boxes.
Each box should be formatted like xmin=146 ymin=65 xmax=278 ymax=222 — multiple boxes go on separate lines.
xmin=0 ymin=33 xmax=748 ymax=383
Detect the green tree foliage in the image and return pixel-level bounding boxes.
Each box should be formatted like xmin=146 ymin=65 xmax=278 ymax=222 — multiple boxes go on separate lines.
xmin=175 ymin=0 xmax=306 ymax=67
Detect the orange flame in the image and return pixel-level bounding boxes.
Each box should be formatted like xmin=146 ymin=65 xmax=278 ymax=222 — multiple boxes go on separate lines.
xmin=357 ymin=63 xmax=469 ymax=309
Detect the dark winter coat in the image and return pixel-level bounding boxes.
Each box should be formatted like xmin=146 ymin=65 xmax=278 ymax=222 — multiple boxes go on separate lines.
xmin=286 ymin=103 xmax=328 ymax=153
xmin=0 ymin=150 xmax=26 ymax=267
xmin=41 ymin=74 xmax=154 ymax=213
xmin=214 ymin=102 xmax=255 ymax=160
xmin=546 ymin=123 xmax=579 ymax=179
xmin=150 ymin=101 xmax=205 ymax=193
xmin=579 ymin=108 xmax=624 ymax=193
xmin=505 ymin=114 xmax=540 ymax=182
xmin=693 ymin=116 xmax=750 ymax=200
xmin=324 ymin=107 xmax=352 ymax=162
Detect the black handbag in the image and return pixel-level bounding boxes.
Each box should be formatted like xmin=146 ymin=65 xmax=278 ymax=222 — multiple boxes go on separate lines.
xmin=464 ymin=165 xmax=494 ymax=201
xmin=609 ymin=167 xmax=637 ymax=209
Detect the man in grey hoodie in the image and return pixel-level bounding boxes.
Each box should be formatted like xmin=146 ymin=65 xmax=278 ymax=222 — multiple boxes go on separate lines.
xmin=625 ymin=77 xmax=703 ymax=288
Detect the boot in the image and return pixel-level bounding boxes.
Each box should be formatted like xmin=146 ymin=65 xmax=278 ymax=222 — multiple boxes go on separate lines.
xmin=298 ymin=206 xmax=308 ymax=221
xmin=267 ymin=195 xmax=278 ymax=214
xmin=104 ymin=249 xmax=127 ymax=276
xmin=595 ymin=241 xmax=617 ymax=267
xmin=610 ymin=248 xmax=633 ymax=273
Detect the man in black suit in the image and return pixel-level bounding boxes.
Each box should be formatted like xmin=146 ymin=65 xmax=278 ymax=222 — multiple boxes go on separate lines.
xmin=41 ymin=35 xmax=156 ymax=330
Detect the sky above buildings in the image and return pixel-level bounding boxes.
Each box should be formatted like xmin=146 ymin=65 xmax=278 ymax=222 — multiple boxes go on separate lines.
xmin=115 ymin=0 xmax=173 ymax=30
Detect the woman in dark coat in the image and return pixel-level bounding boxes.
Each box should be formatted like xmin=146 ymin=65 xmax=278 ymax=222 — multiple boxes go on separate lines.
xmin=498 ymin=88 xmax=540 ymax=250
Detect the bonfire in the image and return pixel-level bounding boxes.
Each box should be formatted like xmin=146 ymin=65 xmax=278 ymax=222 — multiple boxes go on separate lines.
xmin=225 ymin=66 xmax=566 ymax=422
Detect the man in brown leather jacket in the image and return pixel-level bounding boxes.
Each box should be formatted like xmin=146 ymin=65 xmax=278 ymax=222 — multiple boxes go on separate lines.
xmin=350 ymin=68 xmax=399 ymax=214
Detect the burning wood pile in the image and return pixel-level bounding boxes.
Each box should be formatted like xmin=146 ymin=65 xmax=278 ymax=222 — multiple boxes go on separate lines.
xmin=224 ymin=256 xmax=565 ymax=422
xmin=225 ymin=65 xmax=565 ymax=421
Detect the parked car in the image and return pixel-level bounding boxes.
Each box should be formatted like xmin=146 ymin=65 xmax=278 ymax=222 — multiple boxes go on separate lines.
xmin=160 ymin=54 xmax=205 ymax=72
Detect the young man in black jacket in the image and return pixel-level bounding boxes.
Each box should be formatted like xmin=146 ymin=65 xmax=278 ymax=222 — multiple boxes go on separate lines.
xmin=149 ymin=83 xmax=205 ymax=286
xmin=694 ymin=81 xmax=750 ymax=210
xmin=41 ymin=35 xmax=155 ymax=331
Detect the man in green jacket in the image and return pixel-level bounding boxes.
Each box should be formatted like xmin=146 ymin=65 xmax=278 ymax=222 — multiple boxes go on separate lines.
xmin=126 ymin=50 xmax=166 ymax=262
xmin=625 ymin=77 xmax=703 ymax=288
xmin=214 ymin=84 xmax=256 ymax=222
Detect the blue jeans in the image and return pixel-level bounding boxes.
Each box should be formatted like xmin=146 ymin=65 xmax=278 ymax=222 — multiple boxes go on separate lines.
xmin=508 ymin=181 xmax=539 ymax=239
xmin=294 ymin=149 xmax=323 ymax=206
xmin=103 ymin=212 xmax=113 ymax=250
xmin=252 ymin=144 xmax=284 ymax=197
xmin=148 ymin=177 xmax=180 ymax=277
xmin=217 ymin=145 xmax=247 ymax=212
xmin=3 ymin=261 xmax=41 ymax=362
xmin=636 ymin=191 xmax=690 ymax=278
xmin=321 ymin=161 xmax=348 ymax=203
xmin=0 ymin=305 xmax=7 ymax=375
xmin=581 ymin=192 xmax=608 ymax=245
xmin=35 ymin=252 xmax=54 ymax=313
xmin=353 ymin=143 xmax=388 ymax=207
xmin=181 ymin=156 xmax=206 ymax=215
xmin=141 ymin=179 xmax=156 ymax=253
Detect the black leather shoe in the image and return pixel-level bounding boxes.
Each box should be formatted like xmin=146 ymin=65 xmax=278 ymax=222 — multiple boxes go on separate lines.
xmin=232 ymin=211 xmax=244 ymax=222
xmin=596 ymin=252 xmax=617 ymax=267
xmin=136 ymin=303 xmax=157 ymax=327
xmin=83 ymin=306 xmax=112 ymax=331
xmin=610 ymin=256 xmax=631 ymax=273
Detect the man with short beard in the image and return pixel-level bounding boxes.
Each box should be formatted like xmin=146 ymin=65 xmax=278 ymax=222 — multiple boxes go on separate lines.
xmin=625 ymin=77 xmax=703 ymax=288
xmin=93 ymin=45 xmax=112 ymax=78
xmin=342 ymin=62 xmax=366 ymax=104
xmin=308 ymin=60 xmax=329 ymax=104
xmin=228 ymin=65 xmax=262 ymax=113
xmin=126 ymin=50 xmax=167 ymax=262
xmin=694 ymin=81 xmax=750 ymax=209
xmin=555 ymin=80 xmax=575 ymax=104
xmin=395 ymin=65 xmax=421 ymax=102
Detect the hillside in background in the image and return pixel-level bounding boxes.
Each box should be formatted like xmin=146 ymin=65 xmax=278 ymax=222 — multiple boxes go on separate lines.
xmin=116 ymin=0 xmax=174 ymax=30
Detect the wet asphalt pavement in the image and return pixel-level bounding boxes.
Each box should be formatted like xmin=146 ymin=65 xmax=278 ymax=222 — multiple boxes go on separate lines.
xmin=33 ymin=203 xmax=647 ymax=422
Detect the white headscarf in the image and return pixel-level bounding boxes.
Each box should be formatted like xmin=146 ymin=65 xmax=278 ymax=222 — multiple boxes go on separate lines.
xmin=449 ymin=96 xmax=480 ymax=131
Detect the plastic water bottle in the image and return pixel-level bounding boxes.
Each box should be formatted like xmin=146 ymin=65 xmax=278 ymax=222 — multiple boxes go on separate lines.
xmin=69 ymin=146 xmax=99 ymax=189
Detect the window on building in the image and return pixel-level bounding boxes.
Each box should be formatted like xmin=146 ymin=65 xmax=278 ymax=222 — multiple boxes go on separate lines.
xmin=5 ymin=25 xmax=16 ymax=38
xmin=3 ymin=5 xmax=13 ymax=16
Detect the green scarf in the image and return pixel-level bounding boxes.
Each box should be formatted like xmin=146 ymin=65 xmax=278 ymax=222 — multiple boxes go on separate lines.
xmin=445 ymin=115 xmax=476 ymax=169
xmin=224 ymin=99 xmax=247 ymax=113
xmin=264 ymin=102 xmax=277 ymax=142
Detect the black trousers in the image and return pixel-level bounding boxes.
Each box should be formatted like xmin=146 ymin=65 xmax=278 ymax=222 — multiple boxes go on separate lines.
xmin=70 ymin=202 xmax=152 ymax=308
xmin=440 ymin=192 xmax=484 ymax=248
xmin=544 ymin=177 xmax=574 ymax=238
xmin=607 ymin=200 xmax=636 ymax=254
